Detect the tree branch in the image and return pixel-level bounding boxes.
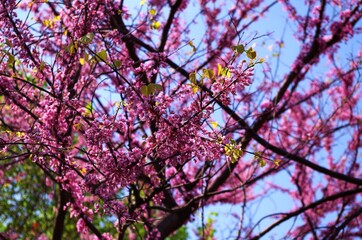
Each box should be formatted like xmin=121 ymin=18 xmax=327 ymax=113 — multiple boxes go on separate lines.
xmin=52 ymin=189 xmax=71 ymax=240
xmin=250 ymin=188 xmax=362 ymax=239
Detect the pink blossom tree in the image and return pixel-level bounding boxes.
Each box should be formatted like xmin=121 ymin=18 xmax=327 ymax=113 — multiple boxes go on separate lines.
xmin=1 ymin=0 xmax=362 ymax=239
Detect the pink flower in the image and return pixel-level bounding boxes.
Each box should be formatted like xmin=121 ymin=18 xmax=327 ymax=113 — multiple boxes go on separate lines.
xmin=76 ymin=218 xmax=88 ymax=234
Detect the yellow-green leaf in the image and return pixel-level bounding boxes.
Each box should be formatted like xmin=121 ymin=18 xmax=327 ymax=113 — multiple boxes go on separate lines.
xmin=225 ymin=144 xmax=232 ymax=156
xmin=84 ymin=102 xmax=93 ymax=117
xmin=246 ymin=47 xmax=257 ymax=60
xmin=210 ymin=121 xmax=218 ymax=129
xmin=54 ymin=15 xmax=61 ymax=22
xmin=217 ymin=63 xmax=231 ymax=78
xmin=80 ymin=32 xmax=94 ymax=45
xmin=113 ymin=60 xmax=122 ymax=68
xmin=233 ymin=148 xmax=243 ymax=159
xmin=231 ymin=44 xmax=245 ymax=54
xmin=259 ymin=159 xmax=266 ymax=167
xmin=42 ymin=15 xmax=60 ymax=29
xmin=114 ymin=102 xmax=121 ymax=108
xmin=5 ymin=39 xmax=12 ymax=48
xmin=186 ymin=83 xmax=198 ymax=94
xmin=39 ymin=61 xmax=45 ymax=71
xmin=96 ymin=49 xmax=107 ymax=62
xmin=254 ymin=151 xmax=261 ymax=160
xmin=217 ymin=63 xmax=223 ymax=76
xmin=43 ymin=19 xmax=53 ymax=28
xmin=253 ymin=151 xmax=266 ymax=167
xmin=274 ymin=159 xmax=281 ymax=166
xmin=140 ymin=83 xmax=163 ymax=96
xmin=202 ymin=68 xmax=214 ymax=80
xmin=148 ymin=83 xmax=163 ymax=93
xmin=192 ymin=85 xmax=198 ymax=94
xmin=84 ymin=52 xmax=90 ymax=62
xmin=150 ymin=21 xmax=161 ymax=30
xmin=74 ymin=123 xmax=83 ymax=131
xmin=189 ymin=71 xmax=197 ymax=84
xmin=140 ymin=85 xmax=150 ymax=96
xmin=188 ymin=40 xmax=196 ymax=53
xmin=149 ymin=8 xmax=157 ymax=16
xmin=65 ymin=41 xmax=78 ymax=55
xmin=225 ymin=141 xmax=243 ymax=163
xmin=7 ymin=53 xmax=15 ymax=67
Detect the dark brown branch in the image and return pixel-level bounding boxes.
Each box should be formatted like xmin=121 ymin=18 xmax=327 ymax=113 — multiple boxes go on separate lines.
xmin=81 ymin=213 xmax=105 ymax=239
xmin=250 ymin=188 xmax=362 ymax=239
xmin=52 ymin=189 xmax=71 ymax=240
xmin=245 ymin=123 xmax=362 ymax=185
xmin=326 ymin=207 xmax=362 ymax=240
xmin=158 ymin=0 xmax=183 ymax=52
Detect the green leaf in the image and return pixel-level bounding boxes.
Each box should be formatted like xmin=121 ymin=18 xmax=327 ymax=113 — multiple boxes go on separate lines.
xmin=79 ymin=32 xmax=94 ymax=45
xmin=166 ymin=226 xmax=188 ymax=240
xmin=233 ymin=148 xmax=243 ymax=159
xmin=202 ymin=68 xmax=214 ymax=80
xmin=140 ymin=83 xmax=163 ymax=96
xmin=5 ymin=39 xmax=13 ymax=48
xmin=187 ymin=84 xmax=198 ymax=94
xmin=189 ymin=71 xmax=197 ymax=84
xmin=7 ymin=53 xmax=15 ymax=67
xmin=84 ymin=102 xmax=93 ymax=117
xmin=188 ymin=40 xmax=196 ymax=53
xmin=148 ymin=83 xmax=162 ymax=92
xmin=150 ymin=21 xmax=161 ymax=30
xmin=96 ymin=49 xmax=107 ymax=62
xmin=113 ymin=60 xmax=122 ymax=68
xmin=259 ymin=159 xmax=266 ymax=167
xmin=25 ymin=74 xmax=37 ymax=84
xmin=210 ymin=212 xmax=218 ymax=217
xmin=217 ymin=63 xmax=231 ymax=78
xmin=225 ymin=140 xmax=243 ymax=163
xmin=84 ymin=52 xmax=89 ymax=60
xmin=149 ymin=8 xmax=157 ymax=16
xmin=39 ymin=61 xmax=46 ymax=71
xmin=224 ymin=144 xmax=232 ymax=155
xmin=246 ymin=47 xmax=257 ymax=60
xmin=64 ymin=41 xmax=78 ymax=54
xmin=140 ymin=85 xmax=150 ymax=96
xmin=217 ymin=63 xmax=223 ymax=76
xmin=254 ymin=151 xmax=266 ymax=167
xmin=274 ymin=159 xmax=281 ymax=166
xmin=210 ymin=121 xmax=219 ymax=129
xmin=231 ymin=44 xmax=245 ymax=54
